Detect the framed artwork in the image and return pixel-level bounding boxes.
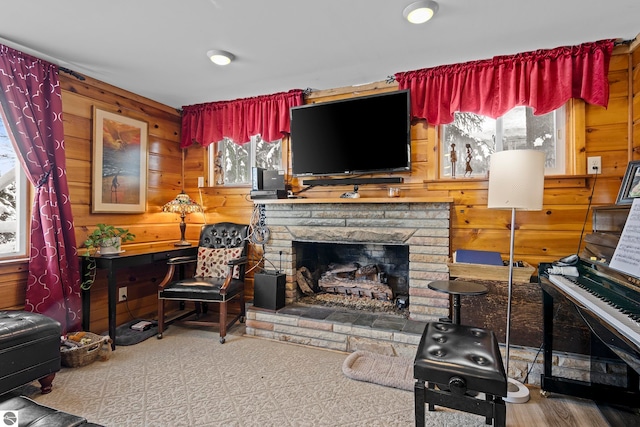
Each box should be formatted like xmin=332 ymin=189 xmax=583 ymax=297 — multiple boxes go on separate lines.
xmin=92 ymin=108 xmax=148 ymax=213
xmin=615 ymin=160 xmax=640 ymax=205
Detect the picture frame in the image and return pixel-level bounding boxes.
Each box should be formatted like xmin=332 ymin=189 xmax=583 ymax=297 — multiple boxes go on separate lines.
xmin=92 ymin=108 xmax=148 ymax=213
xmin=615 ymin=160 xmax=640 ymax=205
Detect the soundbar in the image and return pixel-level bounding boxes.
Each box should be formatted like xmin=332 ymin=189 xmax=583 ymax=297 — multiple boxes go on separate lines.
xmin=301 ymin=177 xmax=403 ymax=186
xmin=250 ymin=189 xmax=287 ymax=199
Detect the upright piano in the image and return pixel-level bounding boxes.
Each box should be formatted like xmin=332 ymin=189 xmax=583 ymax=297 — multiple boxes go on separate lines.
xmin=538 ymin=219 xmax=640 ymax=407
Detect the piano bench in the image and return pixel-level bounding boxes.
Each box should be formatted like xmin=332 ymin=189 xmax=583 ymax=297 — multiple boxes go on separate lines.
xmin=414 ymin=322 xmax=507 ymax=427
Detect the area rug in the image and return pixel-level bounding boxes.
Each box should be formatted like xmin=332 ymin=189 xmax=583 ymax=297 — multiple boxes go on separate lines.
xmin=342 ymin=350 xmax=414 ymax=391
xmin=102 ymin=319 xmax=158 ymax=346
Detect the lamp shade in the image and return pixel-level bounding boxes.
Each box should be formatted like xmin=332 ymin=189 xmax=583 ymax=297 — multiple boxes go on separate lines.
xmin=162 ymin=191 xmax=203 ymax=214
xmin=487 ymin=150 xmax=545 ymax=211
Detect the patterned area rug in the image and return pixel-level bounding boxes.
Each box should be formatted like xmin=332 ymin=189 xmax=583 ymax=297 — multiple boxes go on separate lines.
xmin=11 ymin=324 xmax=487 ymax=426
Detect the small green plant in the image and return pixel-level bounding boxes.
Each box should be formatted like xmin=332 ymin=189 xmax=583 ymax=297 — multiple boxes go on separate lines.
xmin=83 ymin=223 xmax=136 ymax=254
xmin=81 ymin=224 xmax=136 ymax=290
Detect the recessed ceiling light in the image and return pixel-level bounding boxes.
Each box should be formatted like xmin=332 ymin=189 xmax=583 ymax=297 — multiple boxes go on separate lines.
xmin=206 ymin=50 xmax=235 ymax=66
xmin=403 ymin=1 xmax=439 ymax=24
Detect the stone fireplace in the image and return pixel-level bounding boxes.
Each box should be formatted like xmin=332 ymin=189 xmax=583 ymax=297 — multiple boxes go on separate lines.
xmin=253 ymin=197 xmax=453 ymax=321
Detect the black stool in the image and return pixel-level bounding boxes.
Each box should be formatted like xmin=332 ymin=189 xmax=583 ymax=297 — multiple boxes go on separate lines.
xmin=414 ymin=322 xmax=507 ymax=426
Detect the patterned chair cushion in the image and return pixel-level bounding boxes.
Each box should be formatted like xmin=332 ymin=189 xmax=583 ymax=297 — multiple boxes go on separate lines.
xmin=195 ymin=247 xmax=243 ymax=279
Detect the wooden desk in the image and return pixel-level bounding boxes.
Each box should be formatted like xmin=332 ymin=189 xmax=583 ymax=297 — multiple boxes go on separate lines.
xmin=80 ymin=244 xmax=197 ymax=349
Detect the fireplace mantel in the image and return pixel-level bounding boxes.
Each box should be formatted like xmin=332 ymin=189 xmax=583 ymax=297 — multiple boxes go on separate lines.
xmin=253 ymin=196 xmax=453 ymax=205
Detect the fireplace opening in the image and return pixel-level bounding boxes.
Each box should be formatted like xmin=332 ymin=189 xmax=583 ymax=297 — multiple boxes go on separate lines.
xmin=293 ymin=241 xmax=409 ymax=313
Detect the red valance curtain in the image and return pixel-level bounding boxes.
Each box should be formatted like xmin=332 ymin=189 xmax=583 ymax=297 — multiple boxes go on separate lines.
xmin=395 ymin=39 xmax=615 ymax=125
xmin=0 ymin=44 xmax=82 ymax=333
xmin=181 ymin=89 xmax=305 ymax=147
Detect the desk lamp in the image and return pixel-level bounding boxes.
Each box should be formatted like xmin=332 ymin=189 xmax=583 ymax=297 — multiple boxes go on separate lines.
xmin=488 ymin=149 xmax=545 ymax=404
xmin=163 ymin=191 xmax=203 ymax=246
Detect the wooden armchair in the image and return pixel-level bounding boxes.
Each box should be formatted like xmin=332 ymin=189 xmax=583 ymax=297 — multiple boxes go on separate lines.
xmin=157 ymin=222 xmax=249 ymax=343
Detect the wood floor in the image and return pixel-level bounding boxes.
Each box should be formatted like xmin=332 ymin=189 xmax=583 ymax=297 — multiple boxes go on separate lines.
xmin=507 ymin=385 xmax=639 ymax=426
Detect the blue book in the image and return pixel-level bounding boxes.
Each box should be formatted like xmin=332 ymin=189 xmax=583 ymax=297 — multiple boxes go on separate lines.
xmin=454 ymin=249 xmax=504 ymax=266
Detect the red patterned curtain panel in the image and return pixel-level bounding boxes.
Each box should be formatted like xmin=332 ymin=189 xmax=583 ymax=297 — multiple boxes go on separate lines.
xmin=181 ymin=89 xmax=305 ymax=147
xmin=0 ymin=45 xmax=82 ymax=333
xmin=395 ymin=39 xmax=615 ymax=125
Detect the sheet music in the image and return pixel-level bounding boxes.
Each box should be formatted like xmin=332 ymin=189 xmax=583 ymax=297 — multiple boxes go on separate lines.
xmin=610 ymin=198 xmax=640 ymax=278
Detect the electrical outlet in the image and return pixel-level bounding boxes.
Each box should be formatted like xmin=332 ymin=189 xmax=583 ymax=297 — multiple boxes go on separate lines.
xmin=587 ymin=156 xmax=601 ymax=174
xmin=197 ymin=176 xmax=205 ymax=187
xmin=118 ymin=287 xmax=127 ymax=302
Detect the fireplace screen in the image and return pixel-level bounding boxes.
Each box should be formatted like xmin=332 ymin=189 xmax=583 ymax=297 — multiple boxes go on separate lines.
xmin=294 ymin=241 xmax=409 ymax=303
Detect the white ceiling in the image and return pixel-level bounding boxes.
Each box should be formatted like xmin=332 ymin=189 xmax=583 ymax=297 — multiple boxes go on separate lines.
xmin=1 ymin=0 xmax=639 ymax=110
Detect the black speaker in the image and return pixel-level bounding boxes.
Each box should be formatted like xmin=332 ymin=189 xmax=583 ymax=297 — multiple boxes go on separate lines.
xmin=254 ymin=271 xmax=286 ymax=310
xmin=251 ymin=167 xmax=265 ymax=190
xmin=263 ymin=169 xmax=285 ymax=190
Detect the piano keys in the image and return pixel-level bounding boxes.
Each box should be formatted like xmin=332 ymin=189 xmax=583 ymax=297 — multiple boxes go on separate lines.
xmin=539 ymin=259 xmax=640 ymax=407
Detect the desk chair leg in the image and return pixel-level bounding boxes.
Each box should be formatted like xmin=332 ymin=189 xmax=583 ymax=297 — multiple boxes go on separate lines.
xmin=219 ymin=300 xmax=227 ymax=343
xmin=239 ymin=292 xmax=246 ymax=322
xmin=157 ymin=299 xmax=165 ymax=339
xmin=415 ymin=379 xmax=426 ymax=427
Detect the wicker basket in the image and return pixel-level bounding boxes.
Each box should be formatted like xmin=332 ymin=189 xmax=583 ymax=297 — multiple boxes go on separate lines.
xmin=60 ymin=332 xmax=112 ymax=368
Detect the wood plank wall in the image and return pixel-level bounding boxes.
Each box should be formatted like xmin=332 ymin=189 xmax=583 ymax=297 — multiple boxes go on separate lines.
xmin=0 ymin=39 xmax=638 ymax=334
xmin=633 ymin=38 xmax=640 ymax=157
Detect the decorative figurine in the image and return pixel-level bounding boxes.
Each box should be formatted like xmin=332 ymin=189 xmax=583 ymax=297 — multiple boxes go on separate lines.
xmin=450 ymin=143 xmax=457 ymax=178
xmin=214 ymin=149 xmax=224 ymax=185
xmin=464 ymin=143 xmax=473 ymax=177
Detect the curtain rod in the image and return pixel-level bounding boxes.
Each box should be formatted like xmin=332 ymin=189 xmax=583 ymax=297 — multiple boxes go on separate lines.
xmin=0 ymin=35 xmax=85 ymax=80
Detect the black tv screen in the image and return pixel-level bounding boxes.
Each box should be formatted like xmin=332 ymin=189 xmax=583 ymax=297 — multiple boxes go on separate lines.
xmin=290 ymin=90 xmax=411 ymax=177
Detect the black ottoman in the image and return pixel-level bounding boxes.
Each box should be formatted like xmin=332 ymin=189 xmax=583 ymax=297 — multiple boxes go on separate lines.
xmin=0 ymin=311 xmax=61 ymax=396
xmin=414 ymin=322 xmax=507 ymax=426
xmin=0 ymin=396 xmax=104 ymax=426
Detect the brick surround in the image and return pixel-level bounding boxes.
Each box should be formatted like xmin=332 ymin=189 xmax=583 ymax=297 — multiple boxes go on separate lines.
xmin=253 ymin=198 xmax=453 ymax=321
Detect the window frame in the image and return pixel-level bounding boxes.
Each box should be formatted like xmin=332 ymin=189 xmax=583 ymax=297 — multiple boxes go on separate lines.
xmin=438 ymin=105 xmax=569 ymax=179
xmin=0 ymin=113 xmax=30 ymax=261
xmin=208 ymin=135 xmax=284 ymax=187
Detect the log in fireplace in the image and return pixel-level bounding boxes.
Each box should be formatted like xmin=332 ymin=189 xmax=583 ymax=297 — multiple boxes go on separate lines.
xmin=294 ymin=241 xmax=408 ymax=303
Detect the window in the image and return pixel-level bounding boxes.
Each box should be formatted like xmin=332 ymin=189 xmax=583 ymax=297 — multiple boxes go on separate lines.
xmin=440 ymin=105 xmax=566 ymax=178
xmin=209 ymin=134 xmax=283 ymax=186
xmin=0 ymin=116 xmax=28 ymax=258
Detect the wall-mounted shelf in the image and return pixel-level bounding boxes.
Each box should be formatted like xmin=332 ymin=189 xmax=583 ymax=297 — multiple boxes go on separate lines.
xmin=252 ymin=196 xmax=453 ymax=205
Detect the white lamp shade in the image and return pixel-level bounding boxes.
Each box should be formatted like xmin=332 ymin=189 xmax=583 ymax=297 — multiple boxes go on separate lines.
xmin=487 ymin=150 xmax=545 ymax=211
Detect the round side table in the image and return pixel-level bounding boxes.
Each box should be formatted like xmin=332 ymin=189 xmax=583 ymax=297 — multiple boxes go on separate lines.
xmin=427 ymin=280 xmax=488 ymax=325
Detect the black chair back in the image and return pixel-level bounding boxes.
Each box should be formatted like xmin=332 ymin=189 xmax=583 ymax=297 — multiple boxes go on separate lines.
xmin=199 ymin=222 xmax=249 ymax=252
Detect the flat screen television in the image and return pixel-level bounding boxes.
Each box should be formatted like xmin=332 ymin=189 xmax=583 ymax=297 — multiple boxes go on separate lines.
xmin=290 ymin=90 xmax=411 ymax=177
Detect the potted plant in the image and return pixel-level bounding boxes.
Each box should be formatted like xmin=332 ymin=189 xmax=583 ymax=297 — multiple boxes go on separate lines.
xmin=83 ymin=223 xmax=136 ymax=255
xmin=81 ymin=224 xmax=135 ymax=290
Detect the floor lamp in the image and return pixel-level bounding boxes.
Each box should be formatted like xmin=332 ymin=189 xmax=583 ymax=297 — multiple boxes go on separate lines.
xmin=487 ymin=149 xmax=545 ymax=404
